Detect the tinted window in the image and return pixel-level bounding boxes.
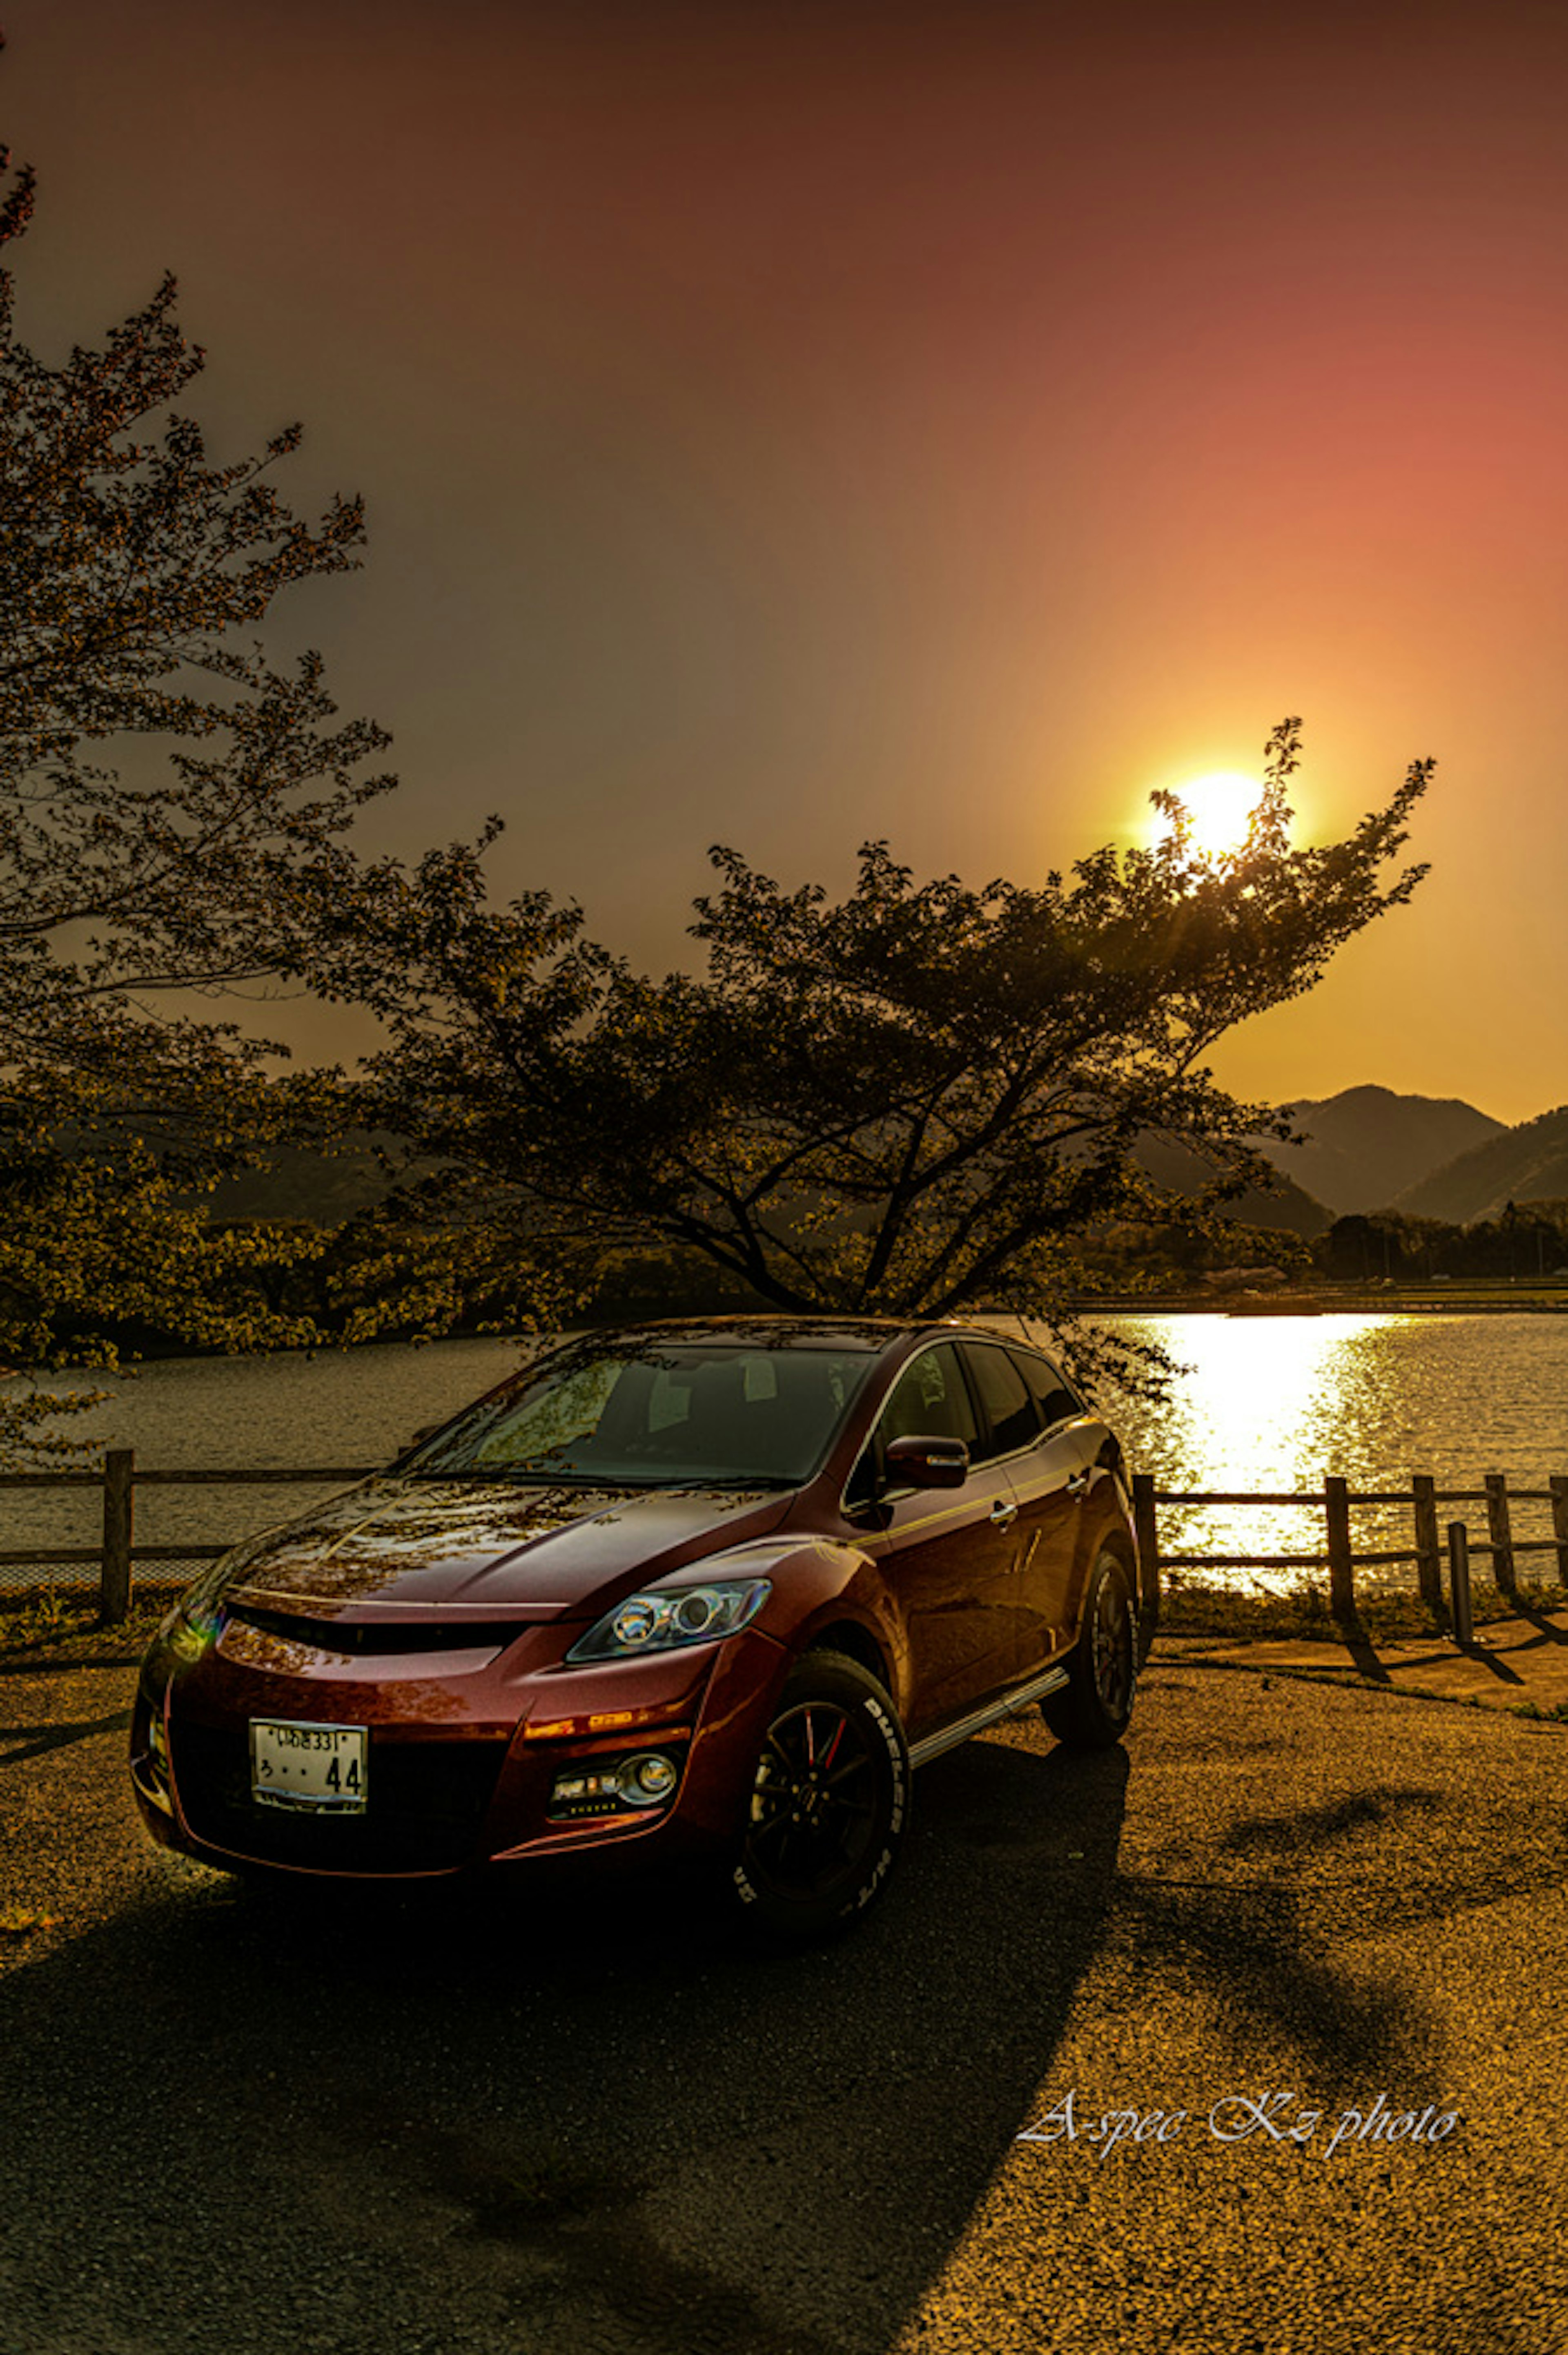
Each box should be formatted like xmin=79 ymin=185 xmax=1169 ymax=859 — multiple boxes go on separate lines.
xmin=964 ymin=1345 xmax=1040 ymax=1461
xmin=1013 ymin=1351 xmax=1082 ymax=1429
xmin=844 ymin=1344 xmax=979 ymax=1507
xmin=878 ymin=1344 xmax=980 ymax=1448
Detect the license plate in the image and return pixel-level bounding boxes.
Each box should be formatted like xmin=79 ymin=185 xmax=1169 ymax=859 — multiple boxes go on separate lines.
xmin=249 ymin=1719 xmax=368 ymax=1813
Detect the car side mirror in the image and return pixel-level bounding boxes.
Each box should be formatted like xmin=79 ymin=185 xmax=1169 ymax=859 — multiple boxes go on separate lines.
xmin=407 ymin=1423 xmax=441 ymax=1451
xmin=883 ymin=1434 xmax=969 ymax=1490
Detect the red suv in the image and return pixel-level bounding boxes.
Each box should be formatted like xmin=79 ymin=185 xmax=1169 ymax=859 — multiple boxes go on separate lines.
xmin=130 ymin=1319 xmax=1149 ymax=1939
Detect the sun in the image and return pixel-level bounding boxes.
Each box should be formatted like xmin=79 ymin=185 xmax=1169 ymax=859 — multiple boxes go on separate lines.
xmin=1151 ymin=769 xmax=1263 ymax=859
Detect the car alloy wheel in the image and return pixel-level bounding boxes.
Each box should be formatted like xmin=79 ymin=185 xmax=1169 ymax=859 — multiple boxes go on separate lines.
xmin=732 ymin=1650 xmax=908 ymax=1942
xmin=1041 ymin=1551 xmax=1137 ymax=1750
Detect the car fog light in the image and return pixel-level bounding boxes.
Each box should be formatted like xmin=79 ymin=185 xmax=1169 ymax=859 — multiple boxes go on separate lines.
xmin=547 ymin=1750 xmax=682 ymax=1819
xmin=149 ymin=1708 xmax=169 ymax=1775
xmin=619 ymin=1752 xmax=678 ymax=1806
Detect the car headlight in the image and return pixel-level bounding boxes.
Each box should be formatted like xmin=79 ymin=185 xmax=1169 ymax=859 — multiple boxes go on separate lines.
xmin=154 ymin=1552 xmax=241 ymax=1661
xmin=566 ymin=1578 xmax=771 ymax=1662
xmin=161 ymin=1610 xmax=214 ymax=1664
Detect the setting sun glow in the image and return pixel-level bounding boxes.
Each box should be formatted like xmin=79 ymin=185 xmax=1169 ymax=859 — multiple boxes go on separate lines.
xmin=1153 ymin=769 xmax=1264 ymax=859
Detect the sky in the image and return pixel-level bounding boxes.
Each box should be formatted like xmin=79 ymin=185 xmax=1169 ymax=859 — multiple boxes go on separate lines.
xmin=8 ymin=0 xmax=1568 ymax=1125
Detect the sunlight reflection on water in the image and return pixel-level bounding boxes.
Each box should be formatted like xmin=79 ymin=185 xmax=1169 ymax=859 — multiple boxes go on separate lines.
xmin=1093 ymin=1312 xmax=1568 ymax=1593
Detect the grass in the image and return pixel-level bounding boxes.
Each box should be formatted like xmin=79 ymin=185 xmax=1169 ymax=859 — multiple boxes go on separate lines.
xmin=1163 ymin=1576 xmax=1568 ymax=1643
xmin=0 ymin=1587 xmax=175 ymax=1659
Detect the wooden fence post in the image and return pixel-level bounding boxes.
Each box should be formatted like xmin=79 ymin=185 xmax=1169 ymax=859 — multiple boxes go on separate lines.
xmin=1131 ymin=1472 xmax=1160 ymax=1594
xmin=1550 ymin=1476 xmax=1568 ymax=1591
xmin=100 ymin=1449 xmax=134 ymax=1624
xmin=1448 ymin=1520 xmax=1473 ymax=1647
xmin=1324 ymin=1475 xmax=1355 ymax=1618
xmin=1410 ymin=1473 xmax=1442 ymax=1610
xmin=1484 ymin=1472 xmax=1516 ymax=1597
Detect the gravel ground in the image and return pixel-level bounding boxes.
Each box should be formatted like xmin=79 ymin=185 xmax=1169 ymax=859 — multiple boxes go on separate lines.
xmin=2 ymin=1653 xmax=1566 ymax=2354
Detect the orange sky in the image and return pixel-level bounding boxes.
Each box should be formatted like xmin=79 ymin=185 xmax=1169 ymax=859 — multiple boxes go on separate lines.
xmin=10 ymin=0 xmax=1568 ymax=1122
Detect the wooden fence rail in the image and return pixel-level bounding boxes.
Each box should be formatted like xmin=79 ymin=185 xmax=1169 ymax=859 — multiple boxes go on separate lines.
xmin=0 ymin=1454 xmax=379 ymax=1622
xmin=4 ymin=1454 xmax=1568 ymax=1625
xmin=1133 ymin=1468 xmax=1568 ymax=1622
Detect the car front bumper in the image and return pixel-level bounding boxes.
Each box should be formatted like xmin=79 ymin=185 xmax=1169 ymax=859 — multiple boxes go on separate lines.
xmin=130 ymin=1611 xmax=794 ymax=1882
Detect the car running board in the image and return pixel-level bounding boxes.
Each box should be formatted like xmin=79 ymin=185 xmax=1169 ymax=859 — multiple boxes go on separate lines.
xmin=908 ymin=1662 xmax=1072 ymax=1769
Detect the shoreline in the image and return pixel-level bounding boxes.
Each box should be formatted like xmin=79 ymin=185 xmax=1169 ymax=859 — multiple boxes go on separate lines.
xmin=1067 ymin=1290 xmax=1568 ymax=1318
xmin=7 ymin=1295 xmax=1568 ymax=1387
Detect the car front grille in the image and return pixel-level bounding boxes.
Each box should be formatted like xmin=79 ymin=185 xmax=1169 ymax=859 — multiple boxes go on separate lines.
xmin=169 ymin=1717 xmax=510 ymax=1874
xmin=224 ymin=1604 xmax=529 ymax=1655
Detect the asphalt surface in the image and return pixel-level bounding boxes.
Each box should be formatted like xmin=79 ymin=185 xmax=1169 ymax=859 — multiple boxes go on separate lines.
xmin=1165 ymin=1609 xmax=1568 ymax=1713
xmin=2 ymin=1652 xmax=1566 ymax=2355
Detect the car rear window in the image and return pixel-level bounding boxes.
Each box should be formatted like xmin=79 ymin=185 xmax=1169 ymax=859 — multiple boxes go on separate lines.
xmin=964 ymin=1345 xmax=1040 ymax=1459
xmin=1011 ymin=1350 xmax=1083 ymax=1429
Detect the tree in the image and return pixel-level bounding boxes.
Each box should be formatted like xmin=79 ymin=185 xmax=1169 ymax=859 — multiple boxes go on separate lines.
xmin=356 ymin=720 xmax=1432 ymax=1394
xmin=0 ymin=109 xmax=405 ymax=1456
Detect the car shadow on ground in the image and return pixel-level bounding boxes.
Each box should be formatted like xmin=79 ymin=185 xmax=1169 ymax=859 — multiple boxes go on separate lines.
xmin=0 ymin=1734 xmax=1128 ymax=2355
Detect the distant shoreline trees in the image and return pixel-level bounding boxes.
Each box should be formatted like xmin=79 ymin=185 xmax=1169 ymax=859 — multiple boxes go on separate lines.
xmin=1314 ymin=1202 xmax=1568 ymax=1285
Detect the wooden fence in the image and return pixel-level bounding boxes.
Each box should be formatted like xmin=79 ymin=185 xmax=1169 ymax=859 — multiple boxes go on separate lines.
xmin=4 ymin=1452 xmax=1568 ymax=1625
xmin=1130 ymin=1469 xmax=1568 ymax=1623
xmin=0 ymin=1454 xmax=378 ymax=1621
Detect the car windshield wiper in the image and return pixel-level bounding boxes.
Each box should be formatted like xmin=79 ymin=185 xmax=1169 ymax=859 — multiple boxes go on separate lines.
xmin=398 ymin=1467 xmax=616 ymax=1486
xmin=398 ymin=1466 xmax=801 ymax=1490
xmin=686 ymin=1474 xmax=801 ymax=1490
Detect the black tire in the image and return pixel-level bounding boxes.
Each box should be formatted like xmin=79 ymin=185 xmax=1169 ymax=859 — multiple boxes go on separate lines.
xmin=1134 ymin=1566 xmax=1159 ymax=1668
xmin=731 ymin=1650 xmax=909 ymax=1943
xmin=1041 ymin=1551 xmax=1137 ymax=1750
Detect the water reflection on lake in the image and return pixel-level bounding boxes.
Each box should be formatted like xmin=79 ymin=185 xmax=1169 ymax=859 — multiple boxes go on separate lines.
xmin=4 ymin=1316 xmax=1567 ymax=1598
xmin=0 ymin=1337 xmax=530 ymax=1575
xmin=1094 ymin=1312 xmax=1568 ymax=1592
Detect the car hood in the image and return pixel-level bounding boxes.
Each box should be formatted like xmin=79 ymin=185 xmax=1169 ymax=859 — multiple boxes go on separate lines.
xmin=219 ymin=1477 xmax=799 ymax=1617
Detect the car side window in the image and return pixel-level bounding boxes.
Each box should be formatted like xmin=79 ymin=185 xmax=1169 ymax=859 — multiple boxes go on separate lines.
xmin=1011 ymin=1349 xmax=1083 ymax=1430
xmin=844 ymin=1344 xmax=978 ymax=1508
xmin=963 ymin=1345 xmax=1041 ymax=1462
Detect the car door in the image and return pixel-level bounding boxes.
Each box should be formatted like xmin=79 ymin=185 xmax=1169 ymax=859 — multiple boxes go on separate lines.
xmin=853 ymin=1342 xmax=1022 ymax=1739
xmin=961 ymin=1342 xmax=1094 ymax=1679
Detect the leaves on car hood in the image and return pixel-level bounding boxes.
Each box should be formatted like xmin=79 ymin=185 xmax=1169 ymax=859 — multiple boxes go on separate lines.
xmin=220 ymin=1476 xmax=796 ymax=1610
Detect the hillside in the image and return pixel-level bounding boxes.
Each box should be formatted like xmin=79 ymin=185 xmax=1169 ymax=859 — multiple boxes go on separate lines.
xmin=210 ymin=1131 xmax=1333 ymax=1240
xmin=1394 ymin=1104 xmax=1568 ymax=1224
xmin=1133 ymin=1137 xmax=1331 ymax=1237
xmin=1251 ymin=1084 xmax=1505 ymax=1213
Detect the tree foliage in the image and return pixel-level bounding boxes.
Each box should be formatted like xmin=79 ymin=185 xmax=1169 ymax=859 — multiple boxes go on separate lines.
xmin=1316 ymin=1202 xmax=1568 ymax=1283
xmin=0 ymin=123 xmax=408 ymax=1454
xmin=358 ymin=720 xmax=1432 ymax=1393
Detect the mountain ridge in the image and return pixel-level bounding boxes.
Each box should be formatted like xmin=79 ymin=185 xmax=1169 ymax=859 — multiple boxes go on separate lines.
xmin=1394 ymin=1103 xmax=1568 ymax=1224
xmin=1251 ymin=1084 xmax=1506 ymax=1215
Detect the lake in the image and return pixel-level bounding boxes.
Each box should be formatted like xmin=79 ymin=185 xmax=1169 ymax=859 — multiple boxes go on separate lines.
xmin=1100 ymin=1311 xmax=1568 ymax=1592
xmin=4 ymin=1314 xmax=1566 ymax=1598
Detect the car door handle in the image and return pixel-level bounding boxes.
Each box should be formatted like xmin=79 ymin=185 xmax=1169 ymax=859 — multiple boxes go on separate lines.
xmin=990 ymin=1499 xmax=1018 ymax=1527
xmin=1066 ymin=1471 xmax=1091 ymax=1498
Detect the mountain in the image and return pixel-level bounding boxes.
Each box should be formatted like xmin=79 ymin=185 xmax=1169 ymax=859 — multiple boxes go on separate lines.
xmin=1133 ymin=1137 xmax=1331 ymax=1237
xmin=1394 ymin=1104 xmax=1568 ymax=1224
xmin=1250 ymin=1085 xmax=1506 ymax=1215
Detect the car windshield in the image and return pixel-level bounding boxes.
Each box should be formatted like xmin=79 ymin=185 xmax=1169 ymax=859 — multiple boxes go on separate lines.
xmin=400 ymin=1340 xmax=877 ymax=1487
